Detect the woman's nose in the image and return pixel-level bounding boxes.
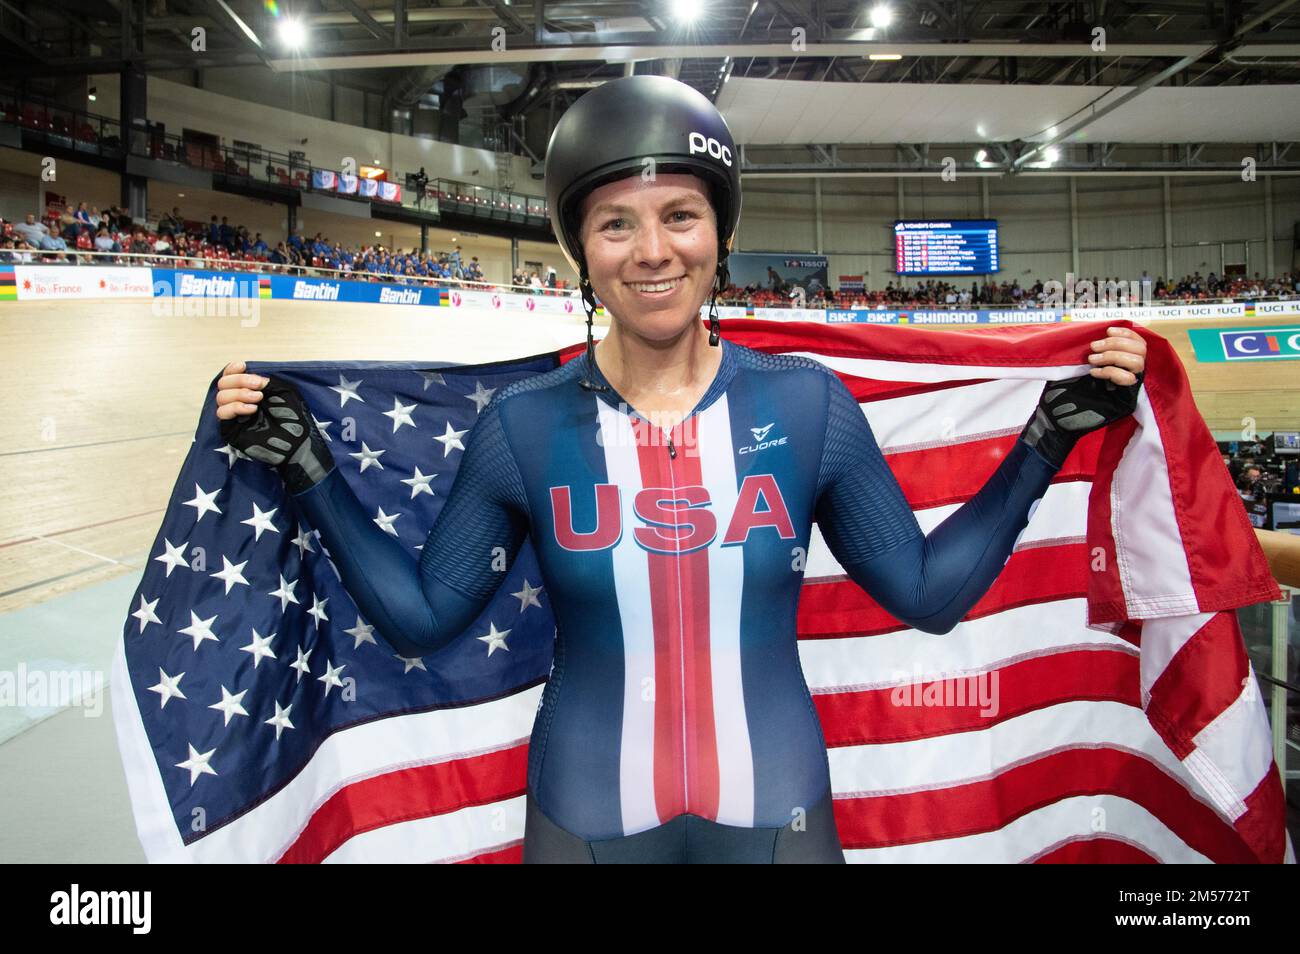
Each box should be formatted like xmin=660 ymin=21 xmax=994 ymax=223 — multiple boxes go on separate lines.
xmin=631 ymin=219 xmax=671 ymax=267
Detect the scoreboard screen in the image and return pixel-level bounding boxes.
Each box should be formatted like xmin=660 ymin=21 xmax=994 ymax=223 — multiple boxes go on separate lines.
xmin=894 ymin=219 xmax=1000 ymax=276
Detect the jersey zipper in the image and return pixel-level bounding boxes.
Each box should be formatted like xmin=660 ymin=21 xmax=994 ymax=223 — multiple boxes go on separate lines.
xmin=664 ymin=423 xmax=688 ymax=814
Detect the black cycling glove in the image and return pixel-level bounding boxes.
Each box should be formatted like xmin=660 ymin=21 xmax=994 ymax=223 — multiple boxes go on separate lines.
xmin=219 ymin=374 xmax=336 ymax=495
xmin=1018 ymin=369 xmax=1145 ymax=469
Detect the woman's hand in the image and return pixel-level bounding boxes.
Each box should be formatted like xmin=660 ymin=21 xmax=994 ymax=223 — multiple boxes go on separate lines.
xmin=1087 ymin=326 xmax=1146 ymax=385
xmin=1019 ymin=326 xmax=1148 ymax=468
xmin=215 ymin=359 xmax=267 ymax=421
xmin=215 ymin=365 xmax=336 ymax=495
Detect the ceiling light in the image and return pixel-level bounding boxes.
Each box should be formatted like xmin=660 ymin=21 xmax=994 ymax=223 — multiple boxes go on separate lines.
xmin=670 ymin=0 xmax=702 ymax=23
xmin=869 ymin=5 xmax=893 ymax=28
xmin=278 ymin=18 xmax=306 ymax=48
xmin=868 ymin=53 xmax=901 ymax=61
xmin=974 ymin=149 xmax=987 ymax=163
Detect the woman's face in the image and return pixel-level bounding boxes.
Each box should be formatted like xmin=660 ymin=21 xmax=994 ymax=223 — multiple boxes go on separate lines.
xmin=579 ymin=172 xmax=717 ymax=341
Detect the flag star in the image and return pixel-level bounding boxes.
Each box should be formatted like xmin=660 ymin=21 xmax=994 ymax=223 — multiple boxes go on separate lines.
xmin=154 ymin=538 xmax=190 ymax=577
xmin=466 ymin=380 xmax=497 ymax=413
xmin=209 ymin=686 xmax=250 ymax=726
xmin=318 ymin=659 xmax=346 ymax=696
xmin=349 ymin=442 xmax=386 ymax=473
xmin=182 ymin=484 xmax=222 ymax=522
xmin=373 ymin=507 xmax=401 ymax=536
xmin=131 ymin=594 xmax=162 ymax=634
xmin=330 ymin=373 xmax=364 ymax=407
xmin=477 ymin=621 xmax=512 ymax=656
xmin=383 ymin=397 xmax=418 ymax=433
xmin=400 ymin=466 xmax=437 ymax=499
xmin=268 ymin=574 xmax=300 ymax=612
xmin=395 ymin=654 xmax=427 ymax=674
xmin=292 ymin=524 xmax=316 ymax=557
xmin=312 ymin=416 xmax=333 ymax=442
xmin=512 ymin=579 xmax=544 ymax=612
xmin=307 ymin=593 xmax=329 ymax=629
xmin=148 ymin=668 xmax=186 ymax=708
xmin=265 ymin=701 xmax=295 ymax=740
xmin=179 ymin=611 xmax=220 ymax=651
xmin=176 ymin=743 xmax=217 ymax=785
xmin=211 ymin=556 xmax=251 ymax=595
xmin=346 ymin=618 xmax=377 ymax=650
xmin=241 ymin=502 xmax=280 ymax=541
xmin=290 ymin=645 xmax=313 ymax=682
xmin=434 ymin=421 xmax=468 ymax=457
xmin=418 ymin=370 xmax=446 ymax=391
xmin=240 ymin=627 xmax=277 ymax=668
xmin=215 ymin=443 xmax=250 ymax=468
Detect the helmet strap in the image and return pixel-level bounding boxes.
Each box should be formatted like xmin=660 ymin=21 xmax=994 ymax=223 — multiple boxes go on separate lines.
xmin=578 ymin=274 xmax=609 ymax=393
xmin=708 ymin=248 xmax=729 ymax=347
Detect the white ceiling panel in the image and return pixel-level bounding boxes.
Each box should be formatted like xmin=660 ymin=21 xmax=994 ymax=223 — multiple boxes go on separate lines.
xmin=714 ymin=77 xmax=1300 ymax=144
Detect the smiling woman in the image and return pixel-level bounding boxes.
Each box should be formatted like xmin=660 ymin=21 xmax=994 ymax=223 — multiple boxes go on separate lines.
xmin=214 ymin=73 xmax=1148 ymax=866
xmin=575 ymin=174 xmax=723 ymax=423
xmin=543 ymin=74 xmax=743 ymax=410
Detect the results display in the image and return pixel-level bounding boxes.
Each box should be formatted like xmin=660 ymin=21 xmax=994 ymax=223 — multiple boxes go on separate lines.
xmin=894 ymin=220 xmax=1000 ymax=276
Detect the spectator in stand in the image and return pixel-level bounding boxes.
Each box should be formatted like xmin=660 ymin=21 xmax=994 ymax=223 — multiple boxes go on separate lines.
xmin=158 ymin=207 xmax=182 ymax=237
xmin=93 ymin=226 xmax=119 ymax=255
xmin=72 ymin=201 xmax=96 ymax=234
xmin=153 ymin=231 xmax=173 ymax=255
xmin=530 ymin=270 xmax=543 ymax=294
xmin=219 ymin=216 xmax=234 ymax=251
xmin=56 ymin=210 xmax=80 ymax=244
xmin=269 ymin=242 xmax=288 ymax=266
xmin=129 ymin=227 xmax=152 ymax=258
xmin=207 ymin=215 xmax=220 ymax=246
xmin=15 ymin=213 xmax=67 ymax=251
xmin=250 ymin=232 xmax=268 ymax=258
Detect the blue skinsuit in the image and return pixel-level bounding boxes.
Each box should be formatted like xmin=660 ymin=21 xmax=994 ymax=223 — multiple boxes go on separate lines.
xmin=289 ymin=339 xmax=1060 ymax=857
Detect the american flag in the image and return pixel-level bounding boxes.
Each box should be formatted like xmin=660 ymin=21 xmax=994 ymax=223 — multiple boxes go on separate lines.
xmin=113 ymin=319 xmax=1292 ymax=863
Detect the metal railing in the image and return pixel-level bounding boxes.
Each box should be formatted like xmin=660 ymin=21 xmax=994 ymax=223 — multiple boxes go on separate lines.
xmin=0 ymin=89 xmax=123 ymax=159
xmin=1238 ymin=585 xmax=1299 ymax=790
xmin=0 ymin=87 xmax=550 ymax=230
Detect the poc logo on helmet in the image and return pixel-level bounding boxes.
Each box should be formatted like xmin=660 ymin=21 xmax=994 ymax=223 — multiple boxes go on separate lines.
xmin=688 ymin=132 xmax=732 ymax=167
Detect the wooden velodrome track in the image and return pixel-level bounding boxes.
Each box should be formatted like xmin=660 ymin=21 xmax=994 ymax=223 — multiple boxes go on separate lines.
xmin=1 ymin=298 xmax=1296 ymax=617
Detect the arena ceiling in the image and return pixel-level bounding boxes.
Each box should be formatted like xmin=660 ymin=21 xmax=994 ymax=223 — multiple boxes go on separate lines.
xmin=2 ymin=0 xmax=1299 ymax=171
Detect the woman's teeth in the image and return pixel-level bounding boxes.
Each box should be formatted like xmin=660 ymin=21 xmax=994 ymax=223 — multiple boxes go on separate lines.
xmin=628 ymin=278 xmax=682 ymax=293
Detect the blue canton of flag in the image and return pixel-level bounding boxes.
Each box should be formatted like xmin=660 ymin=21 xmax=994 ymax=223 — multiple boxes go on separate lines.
xmin=113 ymin=354 xmax=560 ymax=859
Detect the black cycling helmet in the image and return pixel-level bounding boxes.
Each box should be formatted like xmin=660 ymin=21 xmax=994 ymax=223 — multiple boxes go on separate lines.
xmin=544 ymin=75 xmax=742 ymax=386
